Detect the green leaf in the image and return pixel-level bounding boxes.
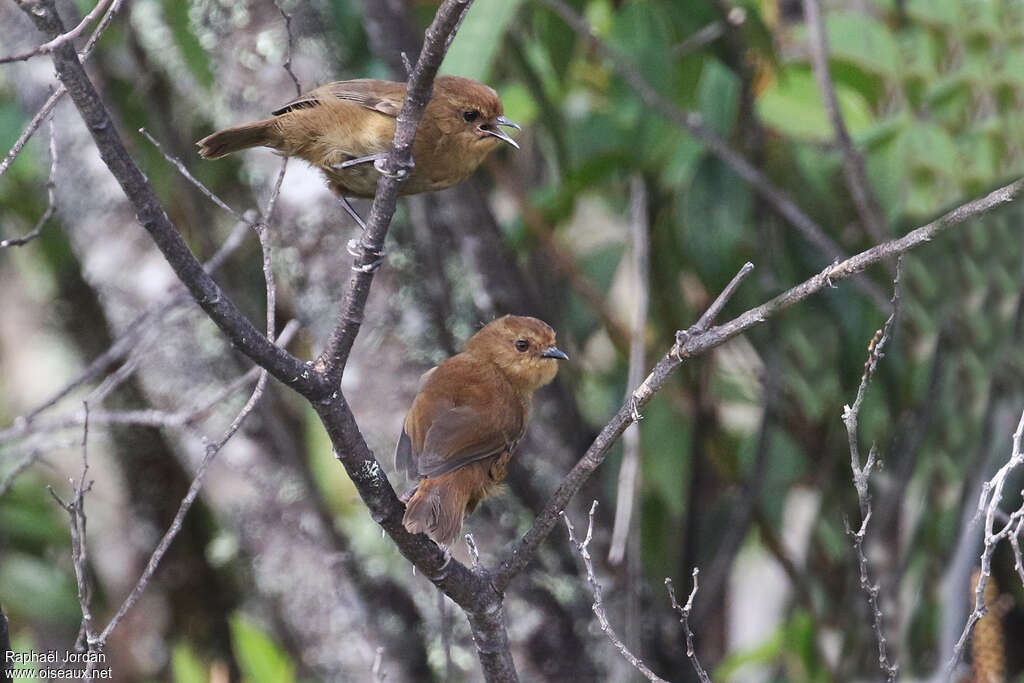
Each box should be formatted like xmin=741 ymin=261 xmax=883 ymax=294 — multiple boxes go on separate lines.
xmin=498 ymin=82 xmax=540 ymax=129
xmin=756 ymin=67 xmax=873 ymax=141
xmin=697 ymin=59 xmax=740 ymax=138
xmin=824 ymin=11 xmax=901 ymax=78
xmin=172 ymin=643 xmax=208 ymax=683
xmin=679 ymin=157 xmax=752 ymax=279
xmin=230 ymin=614 xmax=296 ymax=683
xmin=442 ymin=0 xmax=526 ymax=82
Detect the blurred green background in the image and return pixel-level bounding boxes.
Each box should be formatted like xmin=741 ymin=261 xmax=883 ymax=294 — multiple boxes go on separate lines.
xmin=2 ymin=0 xmax=1024 ymax=681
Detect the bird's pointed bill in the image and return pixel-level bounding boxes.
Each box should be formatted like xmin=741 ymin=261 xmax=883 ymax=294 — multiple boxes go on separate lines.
xmin=495 ymin=116 xmax=521 ymax=131
xmin=540 ymin=346 xmax=568 ymax=360
xmin=481 ymin=124 xmax=520 ymax=149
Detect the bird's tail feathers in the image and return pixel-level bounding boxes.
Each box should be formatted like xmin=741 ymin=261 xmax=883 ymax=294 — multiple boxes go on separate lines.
xmin=196 ymin=119 xmax=278 ymax=159
xmin=402 ymin=475 xmax=470 ymax=548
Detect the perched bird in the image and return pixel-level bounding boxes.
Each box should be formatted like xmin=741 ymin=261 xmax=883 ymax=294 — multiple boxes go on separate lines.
xmin=396 ymin=315 xmax=568 ymax=547
xmin=196 ymin=75 xmax=520 ymax=199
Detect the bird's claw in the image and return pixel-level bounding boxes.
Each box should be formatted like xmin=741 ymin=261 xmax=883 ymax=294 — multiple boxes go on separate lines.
xmin=348 ymin=238 xmax=387 ymax=272
xmin=373 ymin=156 xmax=411 ymax=179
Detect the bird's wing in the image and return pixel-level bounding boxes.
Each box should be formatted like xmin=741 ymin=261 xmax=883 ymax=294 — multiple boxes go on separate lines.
xmin=415 ymin=405 xmax=519 ymax=478
xmin=395 ymin=428 xmax=416 ymax=480
xmin=272 ymin=79 xmax=405 ymax=117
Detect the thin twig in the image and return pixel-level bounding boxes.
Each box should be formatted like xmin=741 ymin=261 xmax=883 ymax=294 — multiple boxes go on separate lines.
xmin=563 ymin=502 xmax=667 ymax=683
xmin=666 ymin=570 xmax=711 ymax=683
xmin=47 ymin=403 xmax=102 ymax=679
xmin=609 ymin=175 xmax=649 ymax=564
xmin=18 ymin=0 xmax=326 ymax=399
xmin=316 ymin=0 xmax=476 ymax=386
xmin=947 ymin=408 xmax=1024 ymax=671
xmin=1 ymin=0 xmax=113 ymax=64
xmin=840 ymin=259 xmax=901 ymax=682
xmin=272 ymin=0 xmax=303 ymax=97
xmin=495 ymin=177 xmax=1024 ymax=592
xmin=802 ymin=0 xmax=887 ymax=242
xmin=0 ymin=0 xmax=123 ymax=180
xmin=670 ymin=21 xmax=726 ymax=58
xmin=1 ymin=118 xmax=58 ymax=248
xmin=139 ymin=128 xmax=254 ymax=226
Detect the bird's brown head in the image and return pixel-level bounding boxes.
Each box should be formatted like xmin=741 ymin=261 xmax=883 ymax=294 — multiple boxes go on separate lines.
xmin=431 ymin=75 xmax=520 ymax=152
xmin=464 ymin=315 xmax=568 ymax=393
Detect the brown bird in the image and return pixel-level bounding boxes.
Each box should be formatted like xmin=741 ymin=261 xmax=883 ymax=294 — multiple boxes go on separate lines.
xmin=396 ymin=315 xmax=568 ymax=547
xmin=196 ymin=75 xmax=519 ymax=200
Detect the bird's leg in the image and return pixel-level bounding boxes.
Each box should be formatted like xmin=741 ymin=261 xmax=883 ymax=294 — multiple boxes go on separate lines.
xmin=336 ymin=195 xmax=367 ymax=231
xmin=332 ymin=152 xmax=388 ymax=170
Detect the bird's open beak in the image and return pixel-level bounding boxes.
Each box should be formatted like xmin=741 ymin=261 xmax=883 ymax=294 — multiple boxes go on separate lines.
xmin=540 ymin=346 xmax=569 ymax=360
xmin=495 ymin=116 xmax=521 ymax=131
xmin=480 ymin=120 xmax=520 ymax=149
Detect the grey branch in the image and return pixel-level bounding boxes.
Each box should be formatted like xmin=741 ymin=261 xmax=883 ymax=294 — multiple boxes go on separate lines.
xmin=948 ymin=407 xmax=1024 ymax=671
xmin=1 ymin=118 xmax=58 ymax=248
xmin=47 ymin=403 xmax=103 ymax=680
xmin=666 ymin=569 xmax=711 ymax=683
xmin=841 ymin=260 xmax=902 ymax=682
xmin=609 ymin=175 xmax=650 ymax=564
xmin=1 ymin=0 xmax=112 ymax=64
xmin=0 ymin=0 xmax=123 ymax=180
xmin=495 ymin=177 xmax=1023 ymax=592
xmin=315 ymin=0 xmax=476 ymax=386
xmin=564 ymin=501 xmax=668 ymax=683
xmin=802 ymin=0 xmax=887 ymax=242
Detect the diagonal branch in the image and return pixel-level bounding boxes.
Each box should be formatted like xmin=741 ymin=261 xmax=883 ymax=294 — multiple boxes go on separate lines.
xmin=316 ymin=0 xmax=475 ymax=387
xmin=494 ymin=177 xmax=1024 ymax=591
xmin=802 ymin=0 xmax=888 ymax=242
xmin=0 ymin=0 xmax=124 ymax=181
xmin=15 ymin=0 xmax=330 ymax=401
xmin=0 ymin=0 xmax=112 ymax=64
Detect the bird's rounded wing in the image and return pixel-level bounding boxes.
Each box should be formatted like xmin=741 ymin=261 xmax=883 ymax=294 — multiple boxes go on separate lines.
xmin=272 ymin=79 xmax=405 ymax=117
xmin=414 ymin=404 xmax=522 ymax=479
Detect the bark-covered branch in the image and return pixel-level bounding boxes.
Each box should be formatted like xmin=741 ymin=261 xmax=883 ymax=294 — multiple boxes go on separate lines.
xmin=14 ymin=0 xmax=328 ymax=401
xmin=495 ymin=177 xmax=1024 ymax=591
xmin=316 ymin=0 xmax=475 ymax=386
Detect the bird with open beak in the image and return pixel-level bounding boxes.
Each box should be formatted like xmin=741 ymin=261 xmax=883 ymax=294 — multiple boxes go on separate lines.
xmin=396 ymin=315 xmax=568 ymax=548
xmin=197 ymin=75 xmax=520 ymax=200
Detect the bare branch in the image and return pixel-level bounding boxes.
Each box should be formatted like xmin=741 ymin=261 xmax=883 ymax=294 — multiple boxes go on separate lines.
xmin=495 ymin=178 xmax=1024 ymax=592
xmin=666 ymin=570 xmax=711 ymax=683
xmin=91 ymin=321 xmax=295 ymax=648
xmin=1 ymin=0 xmax=113 ymax=64
xmin=0 ymin=0 xmax=123 ymax=180
xmin=1 ymin=118 xmax=58 ymax=248
xmin=47 ymin=403 xmax=103 ymax=679
xmin=609 ymin=175 xmax=650 ymax=564
xmin=948 ymin=408 xmax=1024 ymax=671
xmin=17 ymin=0 xmax=329 ymax=400
xmin=563 ymin=502 xmax=667 ymax=683
xmin=315 ymin=0 xmax=476 ymax=386
xmin=272 ymin=0 xmax=303 ymax=97
xmin=536 ymin=0 xmax=889 ymax=308
xmin=670 ymin=20 xmax=726 ymax=58
xmin=139 ymin=128 xmax=254 ymax=226
xmin=802 ymin=0 xmax=887 ymax=242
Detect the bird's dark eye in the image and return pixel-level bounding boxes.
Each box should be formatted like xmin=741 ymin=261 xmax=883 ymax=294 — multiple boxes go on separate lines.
xmin=463 ymin=110 xmax=480 ymax=123
xmin=514 ymin=339 xmax=529 ymax=353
